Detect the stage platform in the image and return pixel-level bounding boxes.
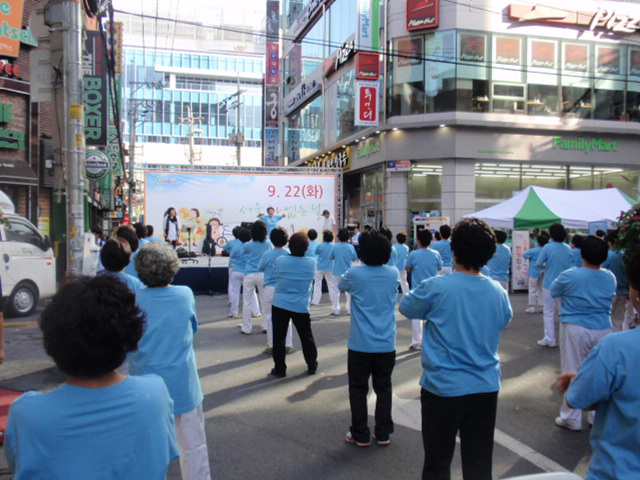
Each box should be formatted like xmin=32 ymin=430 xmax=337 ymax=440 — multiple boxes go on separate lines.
xmin=173 ymin=255 xmax=229 ymax=295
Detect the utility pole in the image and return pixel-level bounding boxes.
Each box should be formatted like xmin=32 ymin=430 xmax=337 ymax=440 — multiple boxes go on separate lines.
xmin=179 ymin=105 xmax=203 ymax=165
xmin=220 ymin=81 xmax=245 ymax=166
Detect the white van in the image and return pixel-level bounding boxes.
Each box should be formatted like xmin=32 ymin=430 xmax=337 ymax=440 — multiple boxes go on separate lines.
xmin=0 ymin=191 xmax=56 ymax=317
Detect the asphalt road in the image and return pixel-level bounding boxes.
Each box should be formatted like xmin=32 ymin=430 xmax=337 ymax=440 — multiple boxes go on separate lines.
xmin=0 ymin=290 xmax=593 ymax=479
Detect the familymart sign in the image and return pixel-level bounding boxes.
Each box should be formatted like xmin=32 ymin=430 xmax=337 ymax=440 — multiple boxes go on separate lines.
xmin=552 ymin=136 xmax=619 ymax=154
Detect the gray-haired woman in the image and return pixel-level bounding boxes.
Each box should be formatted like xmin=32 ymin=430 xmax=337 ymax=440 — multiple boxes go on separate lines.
xmin=129 ymin=242 xmax=211 ymax=480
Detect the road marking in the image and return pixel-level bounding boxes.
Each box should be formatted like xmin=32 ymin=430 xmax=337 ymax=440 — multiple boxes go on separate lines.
xmin=5 ymin=321 xmax=38 ymax=328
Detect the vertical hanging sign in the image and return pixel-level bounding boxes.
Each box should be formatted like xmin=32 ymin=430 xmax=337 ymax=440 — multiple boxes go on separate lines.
xmin=355 ymin=80 xmax=379 ymax=126
xmin=83 ymin=31 xmax=109 ymax=146
xmin=264 ymin=0 xmax=280 ymax=165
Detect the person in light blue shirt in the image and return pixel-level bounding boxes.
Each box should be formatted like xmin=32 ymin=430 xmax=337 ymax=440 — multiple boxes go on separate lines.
xmin=487 ymin=229 xmax=511 ymax=291
xmin=224 ymin=227 xmax=259 ymax=318
xmin=551 ymin=236 xmax=616 ymax=432
xmin=131 ymin=242 xmax=211 ymax=480
xmin=312 ymin=230 xmax=338 ymax=313
xmin=241 ymin=221 xmax=272 ymax=334
xmin=270 ymin=233 xmax=318 ymax=378
xmin=306 ymin=228 xmax=320 ymax=259
xmin=5 ymin=275 xmax=179 ymax=480
xmin=603 ymin=230 xmax=633 ymax=331
xmin=331 ymin=228 xmax=358 ymax=315
xmin=379 ymin=228 xmax=397 ymax=269
xmin=393 ymin=231 xmax=410 ymax=294
xmin=258 ymin=227 xmax=293 ymax=355
xmin=523 ymin=232 xmax=549 ymax=313
xmin=570 ymin=234 xmax=584 ymax=268
xmin=339 ymin=231 xmax=400 ymax=447
xmin=405 ymin=228 xmax=442 ymax=350
xmin=536 ymin=222 xmax=572 ymax=347
xmin=145 ymin=224 xmax=165 ymax=243
xmin=430 ymin=224 xmax=453 ymax=274
xmin=116 ymin=225 xmax=141 ymax=280
xmin=400 ymin=218 xmax=512 ymax=480
xmin=99 ymin=238 xmax=145 ymax=293
xmin=257 ymin=207 xmax=286 ymax=235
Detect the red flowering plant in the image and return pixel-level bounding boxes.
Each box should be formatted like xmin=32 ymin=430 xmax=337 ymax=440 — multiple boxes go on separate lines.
xmin=613 ymin=203 xmax=640 ymax=265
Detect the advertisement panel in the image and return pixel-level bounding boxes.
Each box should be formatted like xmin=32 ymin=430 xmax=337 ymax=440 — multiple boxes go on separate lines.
xmin=266 ymin=42 xmax=280 ymax=86
xmin=265 ymin=128 xmax=278 ymax=166
xmin=83 ymin=31 xmax=108 ymax=146
xmin=356 ymin=52 xmax=379 ymax=80
xmin=511 ymin=230 xmax=530 ymax=292
xmin=460 ymin=34 xmax=486 ymax=63
xmin=563 ymin=43 xmax=588 ymax=72
xmin=0 ymin=0 xmax=25 ymax=58
xmin=495 ymin=37 xmax=520 ymax=65
xmin=144 ymin=172 xmax=337 ymax=250
xmin=406 ymin=0 xmax=438 ymax=31
xmin=530 ymin=40 xmax=556 ymax=69
xmin=354 ymin=80 xmax=379 ymax=126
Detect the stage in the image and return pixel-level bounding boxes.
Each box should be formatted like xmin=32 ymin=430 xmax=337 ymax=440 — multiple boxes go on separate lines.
xmin=173 ymin=255 xmax=229 ymax=295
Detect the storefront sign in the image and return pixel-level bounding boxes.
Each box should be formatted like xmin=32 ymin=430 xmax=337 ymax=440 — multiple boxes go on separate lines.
xmin=266 ymin=0 xmax=279 ymax=41
xmin=460 ymin=34 xmax=486 ymax=63
xmin=564 ymin=44 xmax=588 ymax=72
xmin=357 ymin=0 xmax=379 ymax=51
xmin=106 ymin=22 xmax=123 ymax=75
xmin=355 ymin=80 xmax=379 ymax=126
xmin=0 ymin=101 xmax=24 ymax=150
xmin=387 ymin=160 xmax=411 ymax=171
xmin=356 ymin=52 xmax=380 ymax=80
xmin=288 ymin=0 xmax=326 ymax=41
xmin=406 ymin=0 xmax=438 ymax=31
xmin=265 ymin=127 xmax=279 ymax=166
xmin=0 ymin=0 xmax=25 ymax=58
xmin=289 ymin=45 xmax=302 ymax=86
xmin=265 ymin=85 xmax=278 ymax=126
xmin=284 ymin=70 xmax=321 ymax=116
xmin=85 ymin=150 xmax=110 ymax=180
xmin=495 ymin=37 xmax=520 ymax=65
xmin=530 ymin=40 xmax=555 ymax=69
xmin=83 ymin=31 xmax=108 ymax=146
xmin=357 ymin=140 xmax=380 ymax=158
xmin=306 ymin=150 xmax=350 ymax=171
xmin=266 ymin=42 xmax=280 ymax=85
xmin=511 ymin=230 xmax=529 ymax=292
xmin=552 ymin=136 xmax=619 ymax=154
xmin=597 ymin=46 xmax=621 ymax=74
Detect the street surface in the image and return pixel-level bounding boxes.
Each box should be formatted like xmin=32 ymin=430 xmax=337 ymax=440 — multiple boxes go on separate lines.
xmin=0 ymin=291 xmax=593 ymax=479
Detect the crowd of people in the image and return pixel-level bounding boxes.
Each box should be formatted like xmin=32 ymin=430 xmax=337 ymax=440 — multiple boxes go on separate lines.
xmin=3 ymin=211 xmax=639 ymax=480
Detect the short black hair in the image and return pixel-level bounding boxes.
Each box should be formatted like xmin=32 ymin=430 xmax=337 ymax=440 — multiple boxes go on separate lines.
xmin=116 ymin=225 xmax=139 ymax=253
xmin=100 ymin=238 xmax=132 ymax=272
xmin=270 ymin=227 xmax=289 ymax=247
xmin=434 ymin=231 xmax=441 ymax=241
xmin=267 ymin=207 xmax=275 ymax=213
xmin=605 ymin=230 xmax=618 ymax=245
xmin=90 ymin=225 xmax=103 ymax=236
xmin=581 ymin=235 xmax=609 ymax=266
xmin=252 ymin=220 xmax=268 ymax=242
xmin=133 ymin=222 xmax=147 ymax=239
xmin=494 ymin=230 xmax=507 ymax=244
xmin=451 ymin=218 xmax=496 ymax=271
xmin=359 ymin=231 xmax=391 ymax=266
xmin=439 ymin=225 xmax=452 ymax=240
xmin=396 ymin=231 xmax=408 ymax=244
xmin=307 ymin=229 xmax=318 ymax=241
xmin=146 ymin=225 xmax=154 ymax=237
xmin=379 ymin=228 xmax=393 ymax=241
xmin=322 ymin=230 xmax=334 ymax=242
xmin=237 ymin=227 xmax=251 ymax=243
xmin=289 ymin=232 xmax=309 ymax=257
xmin=571 ymin=234 xmax=585 ymax=249
xmin=232 ymin=226 xmax=241 ymax=239
xmin=537 ymin=232 xmax=550 ymax=247
xmin=337 ymin=228 xmax=350 ymax=242
xmin=549 ymin=222 xmax=567 ymax=243
xmin=40 ymin=276 xmax=145 ymax=378
xmin=363 ymin=225 xmax=372 ymax=232
xmin=417 ymin=228 xmax=433 ymax=247
xmin=595 ymin=229 xmax=606 ymax=238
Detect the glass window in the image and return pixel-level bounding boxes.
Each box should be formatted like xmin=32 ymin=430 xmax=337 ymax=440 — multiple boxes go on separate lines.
xmin=527 ymin=84 xmax=560 ymax=116
xmin=285 ymin=95 xmax=322 ymax=164
xmin=336 ymin=69 xmax=366 ymax=140
xmin=408 ymin=163 xmax=442 ymax=214
xmin=327 ymin=0 xmax=356 ymax=48
xmin=390 ymin=36 xmax=425 ymax=116
xmin=3 ymin=218 xmax=47 ymax=250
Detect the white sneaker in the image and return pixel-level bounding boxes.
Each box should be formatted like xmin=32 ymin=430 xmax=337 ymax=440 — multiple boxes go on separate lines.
xmin=252 ymin=313 xmax=262 ymax=319
xmin=525 ymin=306 xmax=535 ymax=314
xmin=537 ymin=339 xmax=557 ymax=348
xmin=409 ymin=344 xmax=422 ymax=351
xmin=555 ymin=416 xmax=581 ymax=432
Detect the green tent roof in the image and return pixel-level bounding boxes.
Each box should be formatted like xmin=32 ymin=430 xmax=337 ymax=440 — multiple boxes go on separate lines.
xmin=513 ymin=188 xmax=561 ymax=230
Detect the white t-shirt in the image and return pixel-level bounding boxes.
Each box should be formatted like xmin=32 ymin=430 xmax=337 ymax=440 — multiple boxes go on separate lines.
xmin=323 ymin=215 xmax=336 ymax=233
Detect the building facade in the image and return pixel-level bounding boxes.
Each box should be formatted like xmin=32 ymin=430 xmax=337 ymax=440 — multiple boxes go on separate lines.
xmin=282 ymin=0 xmax=640 ymax=236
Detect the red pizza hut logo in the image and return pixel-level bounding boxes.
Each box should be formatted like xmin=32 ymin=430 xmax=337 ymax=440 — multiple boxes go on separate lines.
xmin=356 ymin=52 xmax=380 ymax=80
xmin=406 ymin=0 xmax=439 ymax=31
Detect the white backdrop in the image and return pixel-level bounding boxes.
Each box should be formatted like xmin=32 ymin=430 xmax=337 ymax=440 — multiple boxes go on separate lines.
xmin=144 ymin=171 xmax=337 ymax=250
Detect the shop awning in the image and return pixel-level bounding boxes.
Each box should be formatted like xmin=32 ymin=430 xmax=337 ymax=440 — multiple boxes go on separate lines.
xmin=0 ymin=160 xmax=38 ymax=186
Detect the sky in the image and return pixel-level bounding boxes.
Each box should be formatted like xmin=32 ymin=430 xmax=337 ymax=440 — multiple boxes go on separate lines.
xmin=112 ymin=0 xmax=267 ymax=24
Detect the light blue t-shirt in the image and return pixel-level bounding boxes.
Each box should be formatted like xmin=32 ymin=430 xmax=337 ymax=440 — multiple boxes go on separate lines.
xmin=406 ymin=248 xmax=443 ymax=285
xmin=431 ymin=239 xmax=452 ymax=267
xmin=306 ymin=240 xmax=319 ymax=259
xmin=400 ymin=273 xmax=512 ymax=397
xmin=602 ymin=249 xmax=629 ymax=295
xmin=567 ymin=329 xmax=640 ymax=480
xmin=571 ymin=248 xmax=583 ymax=268
xmin=242 ymin=240 xmax=272 ymax=275
xmin=523 ymin=246 xmax=543 ymax=278
xmin=223 ymin=238 xmax=242 ymax=269
xmin=331 ymin=242 xmax=358 ymax=276
xmin=339 ymin=265 xmax=400 ymax=353
xmin=487 ymin=244 xmax=511 ymax=282
xmin=130 ymin=285 xmax=203 ymax=415
xmin=259 ymin=248 xmax=290 ymax=287
xmin=393 ymin=243 xmax=410 ymax=271
xmin=260 ymin=214 xmax=284 ymax=235
xmin=551 ymin=267 xmax=616 ymax=330
xmin=273 ymin=255 xmax=317 ymax=313
xmin=114 ymin=271 xmax=145 ymax=292
xmin=537 ymin=240 xmax=572 ymax=289
xmin=5 ymin=375 xmax=179 ymax=480
xmin=124 ymin=250 xmax=139 ymax=279
xmin=386 ymin=247 xmax=398 ymax=268
xmin=315 ymin=242 xmax=334 ymax=271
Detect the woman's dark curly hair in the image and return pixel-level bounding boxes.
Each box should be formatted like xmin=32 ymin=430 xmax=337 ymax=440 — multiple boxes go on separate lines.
xmin=116 ymin=224 xmax=139 ymax=253
xmin=289 ymin=232 xmax=309 ymax=257
xmin=100 ymin=237 xmax=131 ymax=272
xmin=359 ymin=231 xmax=391 ymax=266
xmin=270 ymin=226 xmax=289 ymax=248
xmin=451 ymin=218 xmax=497 ymax=271
xmin=39 ymin=275 xmax=145 ymax=378
xmin=252 ymin=220 xmax=268 ymax=242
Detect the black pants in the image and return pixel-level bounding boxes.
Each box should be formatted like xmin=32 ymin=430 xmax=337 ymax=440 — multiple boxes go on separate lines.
xmin=272 ymin=306 xmax=318 ymax=374
xmin=421 ymin=389 xmax=498 ymax=480
xmin=348 ymin=350 xmax=396 ymax=443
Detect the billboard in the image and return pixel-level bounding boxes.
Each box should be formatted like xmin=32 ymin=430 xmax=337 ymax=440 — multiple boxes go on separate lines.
xmin=144 ymin=171 xmax=337 ymax=250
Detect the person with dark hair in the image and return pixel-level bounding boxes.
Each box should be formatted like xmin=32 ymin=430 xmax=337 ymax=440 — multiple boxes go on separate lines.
xmin=132 ymin=242 xmax=211 ymax=480
xmin=394 ymin=231 xmax=410 ymax=294
xmin=431 ymin=225 xmax=453 ymax=274
xmin=270 ymin=232 xmax=318 ymax=378
xmin=306 ymin=228 xmax=319 ymax=259
xmin=5 ymin=276 xmax=178 ymax=479
xmin=257 ymin=207 xmax=286 ymax=236
xmin=259 ymin=227 xmax=294 ymax=355
xmin=378 ymin=228 xmax=397 ymax=268
xmin=331 ymin=228 xmax=358 ymax=315
xmin=312 ymin=230 xmax=338 ymax=313
xmin=405 ymin=228 xmax=443 ymax=351
xmin=99 ymin=238 xmax=144 ymax=293
xmin=240 ymin=220 xmax=271 ymax=334
xmin=602 ymin=230 xmax=633 ymax=332
xmin=557 ymin=244 xmax=640 ymax=480
xmin=433 ymin=231 xmax=441 ymax=242
xmin=117 ymin=225 xmax=141 ymax=280
xmin=90 ymin=224 xmax=105 ymax=247
xmin=536 ymin=222 xmax=572 ymax=347
xmin=570 ymin=234 xmax=585 ymax=268
xmin=400 ymin=218 xmax=512 ymax=480
xmin=163 ymin=207 xmax=180 ymax=247
xmin=322 ymin=209 xmax=336 ymax=237
xmin=146 ymin=224 xmax=165 ymax=243
xmin=339 ymin=231 xmax=400 ymax=447
xmin=594 ymin=229 xmax=606 ymax=239
xmin=133 ymin=222 xmax=149 ymax=246
xmin=226 ymin=227 xmax=260 ymax=319
xmin=550 ymin=235 xmax=615 ymax=432
xmin=523 ymin=233 xmax=549 ymax=313
xmin=487 ymin=229 xmax=511 ymax=291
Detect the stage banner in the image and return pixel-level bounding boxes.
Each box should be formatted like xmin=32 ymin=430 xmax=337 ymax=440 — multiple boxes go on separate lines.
xmin=145 ymin=172 xmax=337 ymax=250
xmin=511 ymin=230 xmax=530 ymax=291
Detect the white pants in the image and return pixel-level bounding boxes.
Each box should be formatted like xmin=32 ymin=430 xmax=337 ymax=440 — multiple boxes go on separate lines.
xmin=229 ymin=271 xmax=259 ymax=316
xmin=242 ymin=272 xmax=264 ymax=333
xmin=528 ymin=276 xmax=543 ymax=307
xmin=262 ymin=285 xmax=293 ymax=348
xmin=496 ymin=279 xmax=508 ymax=292
xmin=411 ymin=319 xmax=423 ymax=346
xmin=559 ymin=323 xmax=610 ymax=428
xmin=313 ymin=270 xmax=339 ymax=314
xmin=542 ymin=288 xmax=561 ymax=345
xmin=175 ymin=404 xmax=211 ymax=480
xmin=611 ymin=294 xmax=634 ymax=332
xmin=399 ymin=270 xmax=410 ymax=295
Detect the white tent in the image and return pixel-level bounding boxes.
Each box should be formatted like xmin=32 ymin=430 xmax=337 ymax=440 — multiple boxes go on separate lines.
xmin=464 ymin=186 xmax=634 ymax=230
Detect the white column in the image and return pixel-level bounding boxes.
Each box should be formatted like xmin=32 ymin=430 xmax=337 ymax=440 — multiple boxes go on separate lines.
xmin=441 ymin=159 xmax=476 ymax=224
xmin=385 ymin=170 xmax=409 ymax=234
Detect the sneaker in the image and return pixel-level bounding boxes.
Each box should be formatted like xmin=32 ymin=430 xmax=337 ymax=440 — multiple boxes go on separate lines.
xmin=285 ymin=346 xmax=295 ymax=355
xmin=229 ymin=313 xmax=240 ymax=318
xmin=252 ymin=313 xmax=262 ymax=319
xmin=308 ymin=362 xmax=318 ymax=375
xmin=525 ymin=306 xmax=535 ymax=314
xmin=264 ymin=347 xmax=273 ymax=355
xmin=240 ymin=330 xmax=251 ymax=335
xmin=555 ymin=416 xmax=582 ymax=432
xmin=270 ymin=368 xmax=286 ymax=378
xmin=374 ymin=436 xmax=391 ymax=446
xmin=537 ymin=339 xmax=557 ymax=348
xmin=262 ymin=328 xmax=267 ymax=334
xmin=345 ymin=431 xmax=370 ymax=447
xmin=330 ymin=311 xmax=340 ymax=317
xmin=408 ymin=344 xmax=422 ymax=351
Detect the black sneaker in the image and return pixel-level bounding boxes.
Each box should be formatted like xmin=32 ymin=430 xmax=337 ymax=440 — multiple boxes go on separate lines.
xmin=270 ymin=368 xmax=286 ymax=378
xmin=308 ymin=362 xmax=318 ymax=375
xmin=374 ymin=435 xmax=391 ymax=446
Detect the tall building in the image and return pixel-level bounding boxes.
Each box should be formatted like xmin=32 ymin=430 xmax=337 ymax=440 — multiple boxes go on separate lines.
xmin=282 ymin=0 xmax=640 ymax=234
